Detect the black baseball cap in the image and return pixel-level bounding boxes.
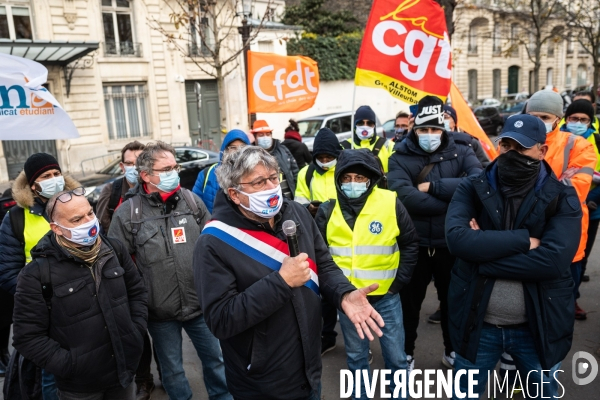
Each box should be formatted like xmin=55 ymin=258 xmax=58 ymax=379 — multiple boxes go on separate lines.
xmin=497 ymin=114 xmax=546 ymax=148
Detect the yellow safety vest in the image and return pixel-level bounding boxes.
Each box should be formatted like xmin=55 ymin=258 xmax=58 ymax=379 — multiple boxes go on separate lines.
xmin=294 ymin=165 xmax=337 ymax=205
xmin=343 ymin=138 xmax=391 ymax=173
xmin=23 ymin=209 xmax=51 ymax=263
xmin=326 ymin=188 xmax=399 ymax=295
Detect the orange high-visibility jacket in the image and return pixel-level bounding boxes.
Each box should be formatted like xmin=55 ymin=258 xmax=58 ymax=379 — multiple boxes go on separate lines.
xmin=545 ymin=127 xmax=597 ymax=262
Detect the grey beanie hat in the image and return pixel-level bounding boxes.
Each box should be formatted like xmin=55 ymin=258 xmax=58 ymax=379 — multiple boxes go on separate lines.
xmin=526 ymin=90 xmax=564 ymax=118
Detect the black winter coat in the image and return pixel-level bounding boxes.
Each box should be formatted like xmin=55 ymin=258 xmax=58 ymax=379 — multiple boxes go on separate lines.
xmin=445 ymin=161 xmax=581 ymax=369
xmin=12 ymin=233 xmax=148 ymax=393
xmin=193 ymin=191 xmax=355 ymax=399
xmin=282 ymin=138 xmax=312 ymax=170
xmin=388 ymin=131 xmax=483 ymax=247
xmin=269 ymin=139 xmax=299 ymax=196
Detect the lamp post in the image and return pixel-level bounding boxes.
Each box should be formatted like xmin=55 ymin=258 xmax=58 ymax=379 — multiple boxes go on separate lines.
xmin=238 ymin=0 xmax=256 ymax=128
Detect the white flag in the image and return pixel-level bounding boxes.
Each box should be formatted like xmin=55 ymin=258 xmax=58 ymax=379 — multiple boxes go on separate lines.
xmin=0 ymin=53 xmax=80 ymax=140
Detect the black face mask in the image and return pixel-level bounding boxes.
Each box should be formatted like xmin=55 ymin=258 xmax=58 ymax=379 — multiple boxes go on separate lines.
xmin=496 ymin=150 xmax=540 ymax=195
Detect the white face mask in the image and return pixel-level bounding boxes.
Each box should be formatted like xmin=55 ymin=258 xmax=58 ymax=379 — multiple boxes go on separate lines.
xmin=355 ymin=125 xmax=375 ymax=140
xmin=544 ymin=121 xmax=556 ymax=133
xmin=54 ymin=216 xmax=100 ymax=246
xmin=237 ymin=185 xmax=283 ymax=218
xmin=257 ymin=136 xmax=273 ymax=149
xmin=36 ymin=176 xmax=65 ymax=199
xmin=316 ymin=159 xmax=337 ymax=171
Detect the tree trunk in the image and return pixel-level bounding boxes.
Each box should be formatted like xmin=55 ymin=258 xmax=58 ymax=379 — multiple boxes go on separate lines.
xmin=215 ymin=65 xmax=228 ymax=133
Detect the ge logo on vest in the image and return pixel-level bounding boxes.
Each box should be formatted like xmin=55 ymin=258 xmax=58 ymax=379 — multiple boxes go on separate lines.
xmin=514 ymin=120 xmax=524 ymax=128
xmin=369 ymin=221 xmax=383 ymax=235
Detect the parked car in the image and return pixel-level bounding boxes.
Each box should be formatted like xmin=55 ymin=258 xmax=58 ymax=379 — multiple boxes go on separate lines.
xmin=474 ymin=106 xmax=505 ymax=135
xmin=297 ymin=112 xmax=385 ymax=152
xmin=382 ymin=119 xmax=396 ymax=139
xmin=80 ymin=147 xmax=219 ymax=207
xmin=502 ymin=92 xmax=529 ymax=103
xmin=499 ymin=101 xmax=527 ymax=121
xmin=481 ymin=98 xmax=501 ymax=107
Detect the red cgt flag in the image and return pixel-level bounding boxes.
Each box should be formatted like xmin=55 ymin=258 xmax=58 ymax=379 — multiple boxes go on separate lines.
xmin=355 ymin=0 xmax=452 ymax=103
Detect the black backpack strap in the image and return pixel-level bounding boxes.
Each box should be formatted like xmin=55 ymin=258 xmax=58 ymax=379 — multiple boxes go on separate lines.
xmin=417 ymin=163 xmax=436 ymax=185
xmin=129 ymin=196 xmax=143 ymax=249
xmin=340 ymin=140 xmax=352 ymax=150
xmin=9 ymin=205 xmax=25 ymax=246
xmin=108 ymin=178 xmax=124 ymax=214
xmin=305 ymin=164 xmax=316 ymax=191
xmin=180 ymin=188 xmax=203 ymax=225
xmin=38 ymin=257 xmax=52 ymax=310
xmin=372 ymin=136 xmax=386 ymax=157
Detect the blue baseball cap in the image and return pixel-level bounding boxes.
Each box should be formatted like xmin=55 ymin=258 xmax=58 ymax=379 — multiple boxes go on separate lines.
xmin=496 ymin=114 xmax=546 ymax=148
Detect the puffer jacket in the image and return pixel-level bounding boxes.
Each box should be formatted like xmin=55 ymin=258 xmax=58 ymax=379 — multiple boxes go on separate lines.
xmin=12 ymin=233 xmax=148 ymax=393
xmin=446 ymin=161 xmax=581 ymax=369
xmin=388 ymin=130 xmax=483 ymax=247
xmin=269 ymin=139 xmax=299 ymax=196
xmin=108 ymin=184 xmax=210 ymax=321
xmin=282 ymin=130 xmax=312 ymax=169
xmin=0 ymin=171 xmax=80 ymax=294
xmin=192 ymin=129 xmax=250 ymax=213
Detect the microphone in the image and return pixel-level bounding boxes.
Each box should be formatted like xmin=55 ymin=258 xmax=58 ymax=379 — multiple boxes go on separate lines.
xmin=282 ymin=220 xmax=300 ymax=257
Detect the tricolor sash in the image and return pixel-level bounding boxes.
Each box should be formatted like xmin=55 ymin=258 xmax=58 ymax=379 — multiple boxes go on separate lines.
xmin=202 ymin=220 xmax=319 ymax=295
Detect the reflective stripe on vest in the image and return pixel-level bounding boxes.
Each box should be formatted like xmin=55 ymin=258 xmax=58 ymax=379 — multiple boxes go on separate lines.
xmin=326 ymin=188 xmax=400 ymax=295
xmin=24 ymin=209 xmax=51 ymax=263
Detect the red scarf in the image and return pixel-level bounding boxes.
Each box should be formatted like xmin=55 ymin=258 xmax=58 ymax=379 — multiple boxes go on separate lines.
xmin=143 ymin=183 xmax=181 ymax=202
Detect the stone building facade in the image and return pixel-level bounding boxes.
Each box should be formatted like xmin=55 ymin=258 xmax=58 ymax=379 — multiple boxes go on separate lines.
xmin=0 ymin=0 xmax=294 ymax=182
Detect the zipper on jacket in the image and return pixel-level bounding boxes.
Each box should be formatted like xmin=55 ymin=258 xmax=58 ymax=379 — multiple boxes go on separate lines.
xmin=160 ymin=226 xmax=170 ymax=255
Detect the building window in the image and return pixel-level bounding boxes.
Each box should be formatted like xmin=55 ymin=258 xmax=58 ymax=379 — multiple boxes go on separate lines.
xmin=468 ymin=69 xmax=478 ymax=103
xmin=577 ymin=64 xmax=587 ymax=86
xmin=258 ymin=40 xmax=273 ymax=53
xmin=510 ymin=24 xmax=519 ymax=57
xmin=266 ymin=7 xmax=277 ymax=22
xmin=547 ymin=40 xmax=555 ymax=57
xmin=565 ymin=64 xmax=572 ymax=87
xmin=546 ymin=68 xmax=553 ymax=87
xmin=493 ymin=69 xmax=501 ymax=99
xmin=468 ymin=24 xmax=478 ymax=54
xmin=103 ymin=84 xmax=150 ymax=139
xmin=0 ymin=5 xmax=32 ymax=40
xmin=102 ymin=0 xmax=140 ymax=56
xmin=492 ymin=24 xmax=501 ymax=55
xmin=567 ymin=34 xmax=574 ymax=55
xmin=190 ymin=16 xmax=215 ymax=56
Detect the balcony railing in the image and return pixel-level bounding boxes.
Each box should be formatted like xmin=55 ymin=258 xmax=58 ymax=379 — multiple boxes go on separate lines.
xmin=103 ymin=41 xmax=142 ymax=57
xmin=468 ymin=44 xmax=478 ymax=54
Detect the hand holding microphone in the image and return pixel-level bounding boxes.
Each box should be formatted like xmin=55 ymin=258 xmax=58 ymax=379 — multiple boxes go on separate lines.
xmin=280 ymin=220 xmax=310 ymax=287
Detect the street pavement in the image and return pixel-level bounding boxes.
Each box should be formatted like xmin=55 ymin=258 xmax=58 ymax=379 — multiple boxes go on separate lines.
xmin=1 ymin=241 xmax=599 ymax=399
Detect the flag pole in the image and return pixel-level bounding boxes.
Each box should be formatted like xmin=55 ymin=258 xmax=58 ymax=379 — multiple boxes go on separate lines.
xmin=350 ymin=83 xmax=357 ymax=149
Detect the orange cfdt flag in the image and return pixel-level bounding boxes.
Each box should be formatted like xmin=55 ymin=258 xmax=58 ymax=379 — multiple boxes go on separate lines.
xmin=248 ymin=51 xmax=319 ymax=113
xmin=355 ymin=0 xmax=452 ymax=103
xmin=450 ymin=82 xmax=498 ymax=160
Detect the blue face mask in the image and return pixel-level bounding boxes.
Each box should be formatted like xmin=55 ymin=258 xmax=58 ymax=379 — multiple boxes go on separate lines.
xmin=418 ymin=133 xmax=443 ymax=153
xmin=152 ymin=170 xmax=180 ymax=192
xmin=567 ymin=122 xmax=589 ymax=136
xmin=124 ymin=166 xmax=138 ymax=185
xmin=341 ymin=181 xmax=369 ymax=198
xmin=444 ymin=120 xmax=452 ymax=131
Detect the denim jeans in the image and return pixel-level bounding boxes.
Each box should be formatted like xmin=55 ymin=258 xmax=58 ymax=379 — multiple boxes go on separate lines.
xmin=42 ymin=369 xmax=58 ymax=400
xmin=338 ymin=293 xmax=408 ymax=400
xmin=453 ymin=323 xmax=562 ymax=399
xmin=147 ymin=314 xmax=231 ymax=400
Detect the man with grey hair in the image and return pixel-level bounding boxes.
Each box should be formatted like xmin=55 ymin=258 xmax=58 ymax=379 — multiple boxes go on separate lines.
xmin=12 ymin=187 xmax=147 ymax=399
xmin=194 ymin=146 xmax=385 ymax=400
xmin=108 ymin=141 xmax=231 ymax=400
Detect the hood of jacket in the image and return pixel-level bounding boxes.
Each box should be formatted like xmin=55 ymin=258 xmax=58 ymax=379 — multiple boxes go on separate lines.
xmin=220 ymin=129 xmax=250 ymax=161
xmin=12 ymin=170 xmax=80 ymax=209
xmin=312 ymin=128 xmax=342 ymax=165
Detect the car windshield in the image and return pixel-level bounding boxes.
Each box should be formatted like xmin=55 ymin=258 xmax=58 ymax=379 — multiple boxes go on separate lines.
xmin=297 ymin=119 xmax=323 ymax=137
xmin=98 ymin=159 xmax=121 ymax=175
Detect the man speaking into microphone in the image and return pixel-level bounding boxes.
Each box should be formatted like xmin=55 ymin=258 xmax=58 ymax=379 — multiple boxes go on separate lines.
xmin=193 ymin=146 xmax=384 ymax=400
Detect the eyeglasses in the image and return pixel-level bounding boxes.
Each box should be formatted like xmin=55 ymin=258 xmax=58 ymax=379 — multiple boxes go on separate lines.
xmin=49 ymin=187 xmax=86 ymax=221
xmin=239 ymin=174 xmax=280 ymax=190
xmin=356 ymin=120 xmax=375 ymax=127
xmin=122 ymin=161 xmax=136 ymax=167
xmin=567 ymin=116 xmax=591 ymax=124
xmin=152 ymin=164 xmax=181 ymax=174
xmin=340 ymin=174 xmax=369 ymax=183
xmin=227 ymin=144 xmax=246 ymax=152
